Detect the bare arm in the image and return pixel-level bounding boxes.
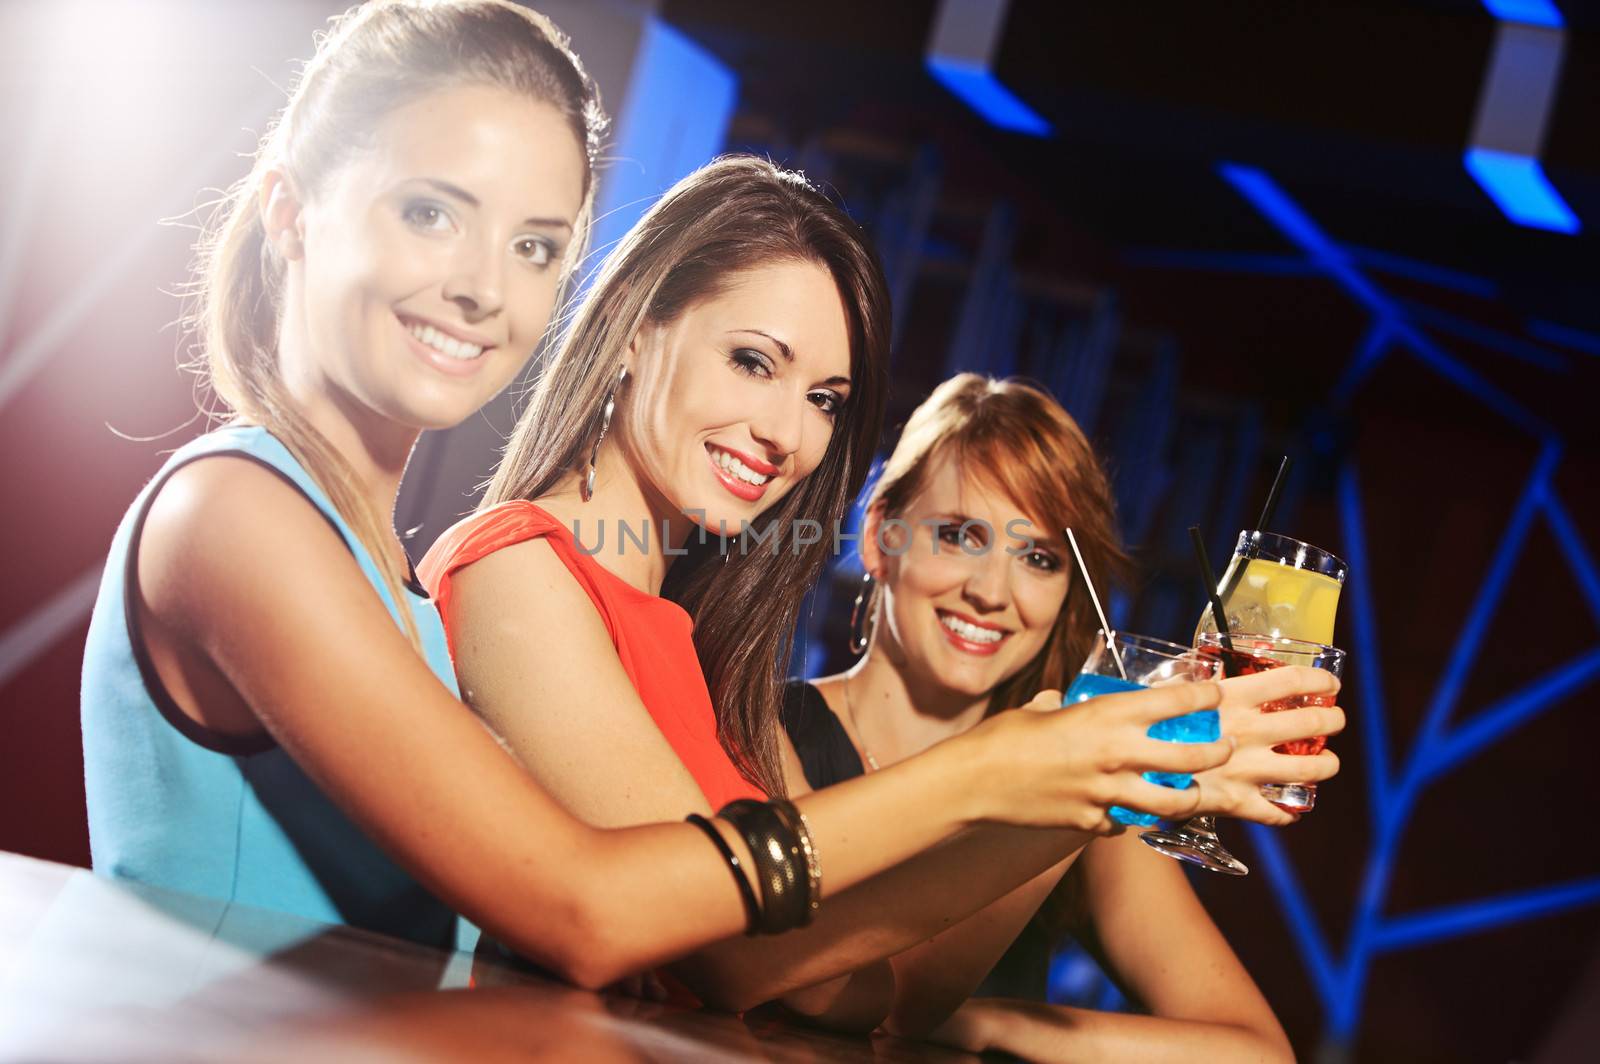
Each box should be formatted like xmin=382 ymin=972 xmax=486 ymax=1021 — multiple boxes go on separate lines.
xmin=927 ymin=829 xmax=1293 ymax=1063
xmin=140 ymin=461 xmax=995 ymax=988
xmin=881 ymin=667 xmax=1347 ymax=1037
xmin=930 ymin=997 xmax=1292 ymax=1063
xmin=446 ymin=540 xmax=1245 ymax=1010
xmin=879 ymin=860 xmax=1071 ymax=1038
xmin=769 ymin=739 xmax=896 ymax=1034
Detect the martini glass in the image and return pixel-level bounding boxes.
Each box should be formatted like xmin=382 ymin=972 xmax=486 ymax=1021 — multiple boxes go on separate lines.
xmin=1063 ymin=631 xmax=1221 ymax=827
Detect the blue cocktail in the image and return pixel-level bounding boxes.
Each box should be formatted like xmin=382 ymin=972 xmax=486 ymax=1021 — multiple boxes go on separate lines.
xmin=1065 ymin=632 xmax=1221 ymax=827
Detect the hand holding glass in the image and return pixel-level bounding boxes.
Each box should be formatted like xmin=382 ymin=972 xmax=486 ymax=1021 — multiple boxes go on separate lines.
xmin=1196 ymin=632 xmax=1345 ymax=812
xmin=1063 ymin=631 xmax=1222 ymax=827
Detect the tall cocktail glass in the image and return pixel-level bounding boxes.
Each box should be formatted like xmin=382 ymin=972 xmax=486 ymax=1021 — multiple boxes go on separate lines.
xmin=1195 ymin=530 xmax=1346 ymax=645
xmin=1145 ymin=531 xmax=1348 ymax=875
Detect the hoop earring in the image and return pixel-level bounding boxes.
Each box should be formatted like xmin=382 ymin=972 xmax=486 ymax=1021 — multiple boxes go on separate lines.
xmin=848 ymin=572 xmax=877 ymax=655
xmin=581 ymin=365 xmax=628 ymax=502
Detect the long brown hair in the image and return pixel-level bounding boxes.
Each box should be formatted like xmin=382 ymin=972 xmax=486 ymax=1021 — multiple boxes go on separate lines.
xmin=486 ymin=155 xmax=891 ymax=796
xmin=867 ymin=374 xmax=1130 ymax=715
xmin=186 ymin=0 xmax=605 ymax=647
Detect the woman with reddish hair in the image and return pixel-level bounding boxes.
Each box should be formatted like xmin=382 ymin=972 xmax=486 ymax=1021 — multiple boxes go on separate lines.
xmin=783 ymin=374 xmax=1337 ymax=1058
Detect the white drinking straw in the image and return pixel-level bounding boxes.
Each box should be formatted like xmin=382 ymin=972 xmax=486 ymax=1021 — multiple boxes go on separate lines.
xmin=1066 ymin=527 xmax=1128 ymax=681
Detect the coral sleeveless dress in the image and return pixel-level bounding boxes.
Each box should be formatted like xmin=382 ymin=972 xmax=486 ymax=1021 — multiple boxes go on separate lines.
xmin=419 ymin=501 xmax=765 ymax=809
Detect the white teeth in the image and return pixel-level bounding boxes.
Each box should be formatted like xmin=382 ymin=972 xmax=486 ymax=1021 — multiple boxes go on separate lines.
xmin=940 ymin=613 xmax=1003 ymax=644
xmin=712 ymin=447 xmax=772 ymax=486
xmin=407 ymin=320 xmax=484 ymax=360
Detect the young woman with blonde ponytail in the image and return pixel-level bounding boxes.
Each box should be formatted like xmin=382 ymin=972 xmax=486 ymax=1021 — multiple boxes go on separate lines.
xmin=82 ymin=0 xmax=607 ymax=952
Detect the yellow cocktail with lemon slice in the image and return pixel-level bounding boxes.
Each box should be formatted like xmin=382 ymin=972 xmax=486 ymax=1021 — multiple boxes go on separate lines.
xmin=1194 ymin=531 xmax=1347 ymax=645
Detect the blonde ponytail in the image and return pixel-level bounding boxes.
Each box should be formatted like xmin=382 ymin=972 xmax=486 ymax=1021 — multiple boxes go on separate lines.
xmin=183 ymin=0 xmax=605 ymax=652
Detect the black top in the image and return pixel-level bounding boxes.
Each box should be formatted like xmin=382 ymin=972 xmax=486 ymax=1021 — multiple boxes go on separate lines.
xmin=779 ymin=680 xmax=1054 ymax=1002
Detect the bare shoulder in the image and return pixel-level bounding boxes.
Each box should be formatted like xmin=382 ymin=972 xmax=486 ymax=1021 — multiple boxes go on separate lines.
xmin=441 ymin=529 xmax=629 ymax=720
xmin=445 ymin=532 xmax=610 ymax=640
xmin=436 ymin=517 xmax=706 ymax=824
xmin=139 ymin=454 xmax=354 ymax=626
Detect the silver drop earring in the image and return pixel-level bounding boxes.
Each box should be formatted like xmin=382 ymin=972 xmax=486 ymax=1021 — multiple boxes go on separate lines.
xmin=581 ymin=365 xmax=628 ymax=502
xmin=848 ymin=572 xmax=877 ymax=655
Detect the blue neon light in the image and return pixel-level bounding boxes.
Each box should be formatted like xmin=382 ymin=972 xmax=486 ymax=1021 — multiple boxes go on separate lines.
xmin=1544 ymin=492 xmax=1600 ymax=623
xmin=588 ymin=19 xmax=738 ymax=262
xmin=1431 ymin=649 xmax=1600 ymax=776
xmin=1401 ymin=300 xmax=1567 ymax=371
xmin=1528 ymin=318 xmax=1600 ymax=358
xmin=1482 ymin=0 xmax=1566 ymax=28
xmin=1464 ymin=148 xmax=1581 ymax=234
xmin=1338 ymin=467 xmax=1391 ymax=815
xmin=1345 ymin=246 xmax=1499 ymax=299
xmin=1246 ymin=823 xmax=1342 ymax=1011
xmin=1217 ymin=163 xmax=1550 ymax=435
xmin=926 ymin=56 xmax=1051 ymax=137
xmin=1185 ymin=164 xmax=1600 ymax=1045
xmin=1395 ymin=320 xmax=1550 ymax=435
xmin=1218 ymin=165 xmax=1389 ymax=312
xmin=1330 ymin=320 xmax=1392 ymax=408
xmin=1413 ymin=445 xmax=1557 ymax=755
xmin=1374 ymin=877 xmax=1600 ymax=953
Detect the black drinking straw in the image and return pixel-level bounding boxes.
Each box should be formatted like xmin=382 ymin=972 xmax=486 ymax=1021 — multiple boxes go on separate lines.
xmin=1189 ymin=525 xmax=1239 ymax=678
xmin=1257 ymin=455 xmax=1292 ymax=532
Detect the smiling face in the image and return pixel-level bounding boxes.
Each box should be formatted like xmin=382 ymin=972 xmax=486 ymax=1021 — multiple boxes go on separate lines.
xmin=285 ymin=84 xmax=587 ymax=431
xmin=868 ymin=450 xmax=1072 ymax=699
xmin=614 ymin=259 xmax=853 ymax=533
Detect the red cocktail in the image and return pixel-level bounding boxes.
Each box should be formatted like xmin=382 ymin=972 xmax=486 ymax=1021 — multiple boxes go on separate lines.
xmin=1196 ymin=633 xmax=1345 ymax=812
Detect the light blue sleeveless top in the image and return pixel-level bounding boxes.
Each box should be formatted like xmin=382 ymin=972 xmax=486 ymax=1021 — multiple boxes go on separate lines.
xmin=81 ymin=426 xmax=473 ymax=950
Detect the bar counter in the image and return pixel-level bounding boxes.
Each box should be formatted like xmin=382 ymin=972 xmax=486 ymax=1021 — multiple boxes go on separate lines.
xmin=0 ymin=851 xmax=977 ymax=1062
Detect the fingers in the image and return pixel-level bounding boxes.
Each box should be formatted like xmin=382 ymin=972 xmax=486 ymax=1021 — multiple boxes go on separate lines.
xmin=1219 ymin=665 xmax=1339 ymax=708
xmin=1227 ymin=791 xmax=1301 ymax=827
xmin=1017 ymin=688 xmax=1064 ymax=713
xmin=1130 ymin=736 xmax=1234 ymax=775
xmin=1101 ymin=681 xmax=1223 ymax=725
xmin=1179 ymin=770 xmax=1301 ymax=825
xmin=1242 ymin=704 xmax=1346 ymax=748
xmin=1212 ymin=746 xmax=1341 ymax=785
xmin=1266 ymin=749 xmax=1341 ymax=784
xmin=1119 ymin=777 xmax=1211 ymax=820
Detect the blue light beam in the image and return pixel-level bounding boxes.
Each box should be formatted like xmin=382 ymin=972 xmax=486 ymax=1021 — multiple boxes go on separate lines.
xmin=926 ymin=57 xmax=1051 ymax=137
xmin=588 ymin=19 xmax=738 ymax=262
xmin=1220 ymin=162 xmax=1549 ymax=436
xmin=1245 ymin=823 xmax=1343 ymax=1015
xmin=1428 ymin=648 xmax=1600 ymax=778
xmin=1465 ymin=148 xmax=1581 ymax=235
xmin=1413 ymin=443 xmax=1558 ymax=754
xmin=1528 ymin=318 xmax=1600 ymax=359
xmin=1339 ymin=465 xmax=1392 ymax=817
xmin=1482 ymin=0 xmax=1566 ymax=29
xmin=1373 ymin=877 xmax=1600 ymax=954
xmin=1543 ymin=490 xmax=1600 ymax=624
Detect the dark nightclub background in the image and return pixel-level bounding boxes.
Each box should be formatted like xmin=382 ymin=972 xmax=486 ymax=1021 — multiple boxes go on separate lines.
xmin=3 ymin=1 xmax=1598 ymax=1060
